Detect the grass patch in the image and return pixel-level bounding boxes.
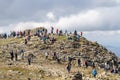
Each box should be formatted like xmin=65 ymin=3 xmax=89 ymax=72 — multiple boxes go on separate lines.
xmin=0 ymin=38 xmax=23 ymax=46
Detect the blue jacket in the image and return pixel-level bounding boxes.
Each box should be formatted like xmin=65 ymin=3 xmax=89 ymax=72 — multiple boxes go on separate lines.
xmin=92 ymin=69 xmax=97 ymax=75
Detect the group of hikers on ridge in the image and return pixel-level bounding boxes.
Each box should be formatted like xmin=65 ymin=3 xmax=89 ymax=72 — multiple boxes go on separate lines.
xmin=3 ymin=26 xmax=120 ymax=79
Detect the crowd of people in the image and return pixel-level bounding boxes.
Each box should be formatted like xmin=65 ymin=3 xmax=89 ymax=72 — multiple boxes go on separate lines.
xmin=0 ymin=33 xmax=7 ymax=39
xmin=5 ymin=26 xmax=120 ymax=79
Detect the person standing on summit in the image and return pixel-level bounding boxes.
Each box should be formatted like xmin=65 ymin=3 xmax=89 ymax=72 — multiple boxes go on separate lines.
xmin=56 ymin=28 xmax=59 ymax=35
xmin=80 ymin=32 xmax=83 ymax=36
xmin=74 ymin=30 xmax=77 ymax=35
xmin=51 ymin=26 xmax=54 ymax=34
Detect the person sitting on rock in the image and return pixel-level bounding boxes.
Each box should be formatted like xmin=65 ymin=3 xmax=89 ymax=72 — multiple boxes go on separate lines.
xmin=92 ymin=67 xmax=97 ymax=78
xmin=111 ymin=68 xmax=118 ymax=74
xmin=110 ymin=67 xmax=114 ymax=73
xmin=111 ymin=65 xmax=118 ymax=74
xmin=50 ymin=37 xmax=56 ymax=44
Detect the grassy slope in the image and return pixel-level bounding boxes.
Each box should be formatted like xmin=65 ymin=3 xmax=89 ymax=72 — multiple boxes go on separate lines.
xmin=0 ymin=36 xmax=120 ymax=80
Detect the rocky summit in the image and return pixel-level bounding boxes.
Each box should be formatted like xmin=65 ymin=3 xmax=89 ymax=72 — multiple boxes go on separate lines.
xmin=0 ymin=27 xmax=120 ymax=80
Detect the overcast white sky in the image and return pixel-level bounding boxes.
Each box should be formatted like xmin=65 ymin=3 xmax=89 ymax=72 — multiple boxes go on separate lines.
xmin=0 ymin=0 xmax=120 ymax=56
